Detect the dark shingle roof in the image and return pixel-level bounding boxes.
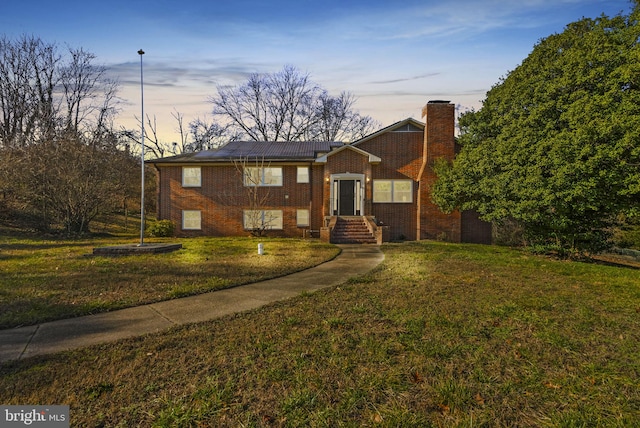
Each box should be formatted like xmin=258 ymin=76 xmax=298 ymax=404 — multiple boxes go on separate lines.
xmin=148 ymin=140 xmax=345 ymax=163
xmin=148 ymin=117 xmax=423 ymax=164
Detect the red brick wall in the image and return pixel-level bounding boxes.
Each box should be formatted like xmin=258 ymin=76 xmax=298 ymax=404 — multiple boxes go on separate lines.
xmin=358 ymin=130 xmax=424 ymax=180
xmin=355 ymin=128 xmax=424 ymax=240
xmin=461 ymin=210 xmax=492 ymax=244
xmin=420 ymin=102 xmax=461 ymax=241
xmin=154 ymin=101 xmax=465 ymax=242
xmin=156 ymin=163 xmax=321 ymax=238
xmin=322 ymin=149 xmax=372 ymax=217
xmin=323 ymin=149 xmax=372 ymax=175
xmin=310 ymin=164 xmax=325 ymax=230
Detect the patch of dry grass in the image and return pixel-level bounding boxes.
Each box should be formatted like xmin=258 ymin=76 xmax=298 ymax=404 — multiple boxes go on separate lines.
xmin=0 ymin=236 xmax=340 ymax=328
xmin=1 ymin=241 xmax=639 ymax=426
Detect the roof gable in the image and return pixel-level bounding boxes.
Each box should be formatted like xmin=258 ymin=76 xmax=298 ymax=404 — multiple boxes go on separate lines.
xmin=315 ymin=144 xmax=381 ymax=164
xmin=351 ymin=117 xmax=424 ymax=147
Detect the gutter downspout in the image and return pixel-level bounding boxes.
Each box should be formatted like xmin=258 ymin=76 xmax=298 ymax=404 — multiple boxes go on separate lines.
xmin=416 ymin=109 xmax=429 ymax=241
xmin=153 ymin=164 xmax=162 ymax=221
xmin=309 ymin=161 xmax=313 ymax=237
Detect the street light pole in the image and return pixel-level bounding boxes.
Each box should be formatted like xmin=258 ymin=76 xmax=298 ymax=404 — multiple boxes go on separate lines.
xmin=138 ymin=49 xmax=145 ymax=246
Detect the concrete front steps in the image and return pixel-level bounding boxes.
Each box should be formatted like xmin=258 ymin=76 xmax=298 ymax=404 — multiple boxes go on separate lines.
xmin=331 ymin=216 xmax=377 ymax=244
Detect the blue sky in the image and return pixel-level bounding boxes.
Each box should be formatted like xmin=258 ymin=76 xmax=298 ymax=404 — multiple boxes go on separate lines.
xmin=1 ymin=0 xmax=633 ymax=142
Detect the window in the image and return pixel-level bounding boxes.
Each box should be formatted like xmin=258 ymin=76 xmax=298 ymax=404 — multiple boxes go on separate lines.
xmin=297 ymin=166 xmax=309 ymax=183
xmin=244 ymin=167 xmax=282 ymax=186
xmin=393 ymin=180 xmax=413 ymax=202
xmin=243 ymin=210 xmax=283 ymax=230
xmin=182 ymin=210 xmax=202 ymax=230
xmin=297 ymin=209 xmax=309 ymax=227
xmin=373 ymin=180 xmax=413 ymax=203
xmin=373 ymin=181 xmax=392 ymax=202
xmin=182 ymin=167 xmax=201 ymax=187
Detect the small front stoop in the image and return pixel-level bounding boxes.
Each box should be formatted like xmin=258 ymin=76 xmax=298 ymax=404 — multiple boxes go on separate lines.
xmin=331 ymin=216 xmax=377 ymax=244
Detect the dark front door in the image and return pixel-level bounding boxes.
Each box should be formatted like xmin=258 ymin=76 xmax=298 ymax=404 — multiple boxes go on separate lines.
xmin=339 ymin=180 xmax=355 ymax=215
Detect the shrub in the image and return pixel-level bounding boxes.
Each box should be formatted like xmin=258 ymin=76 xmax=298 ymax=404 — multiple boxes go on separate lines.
xmin=613 ymin=214 xmax=640 ymax=250
xmin=147 ymin=220 xmax=175 ymax=237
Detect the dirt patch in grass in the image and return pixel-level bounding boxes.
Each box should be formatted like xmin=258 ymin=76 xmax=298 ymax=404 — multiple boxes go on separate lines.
xmin=1 ymin=241 xmax=639 ymax=426
xmin=0 ymin=236 xmax=340 ymax=328
xmin=592 ymin=253 xmax=640 ymax=269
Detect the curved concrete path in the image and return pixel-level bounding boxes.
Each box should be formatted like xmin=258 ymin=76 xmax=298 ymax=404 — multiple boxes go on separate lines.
xmin=0 ymin=245 xmax=384 ymax=363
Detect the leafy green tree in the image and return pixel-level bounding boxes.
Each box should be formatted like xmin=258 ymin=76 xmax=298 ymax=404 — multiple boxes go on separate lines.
xmin=433 ymin=5 xmax=640 ymax=255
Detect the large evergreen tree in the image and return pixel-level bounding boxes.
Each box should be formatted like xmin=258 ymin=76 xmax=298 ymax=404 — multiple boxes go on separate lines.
xmin=433 ymin=5 xmax=640 ymax=254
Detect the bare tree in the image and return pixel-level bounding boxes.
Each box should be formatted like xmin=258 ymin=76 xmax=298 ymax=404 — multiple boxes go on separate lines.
xmin=171 ymin=110 xmax=189 ymax=155
xmin=187 ymin=116 xmax=234 ymax=152
xmin=232 ymin=157 xmax=276 ymax=236
xmin=5 ymin=133 xmax=139 ymax=234
xmin=128 ymin=111 xmax=234 ymax=159
xmin=0 ymin=35 xmax=59 ymax=147
xmin=0 ymin=35 xmax=120 ymax=147
xmin=136 ymin=114 xmax=167 ymax=159
xmin=309 ymin=91 xmax=378 ymax=141
xmin=0 ymin=35 xmax=135 ymax=233
xmin=211 ymin=65 xmax=378 ymax=142
xmin=60 ymin=47 xmax=117 ymax=136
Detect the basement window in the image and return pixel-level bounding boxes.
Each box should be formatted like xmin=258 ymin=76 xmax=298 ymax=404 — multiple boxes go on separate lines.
xmin=243 ymin=210 xmax=283 ymax=230
xmin=182 ymin=210 xmax=202 ymax=230
xmin=297 ymin=209 xmax=309 ymax=227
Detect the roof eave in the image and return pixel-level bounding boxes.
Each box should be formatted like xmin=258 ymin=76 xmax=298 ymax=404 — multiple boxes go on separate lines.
xmin=149 ymin=157 xmax=318 ymax=166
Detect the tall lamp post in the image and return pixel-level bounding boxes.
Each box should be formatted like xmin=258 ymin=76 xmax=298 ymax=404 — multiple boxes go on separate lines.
xmin=138 ymin=49 xmax=145 ymax=246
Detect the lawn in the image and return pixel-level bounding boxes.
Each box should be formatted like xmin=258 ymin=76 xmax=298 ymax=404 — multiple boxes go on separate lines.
xmin=0 ymin=235 xmax=340 ymax=329
xmin=1 ymin=241 xmax=639 ymax=427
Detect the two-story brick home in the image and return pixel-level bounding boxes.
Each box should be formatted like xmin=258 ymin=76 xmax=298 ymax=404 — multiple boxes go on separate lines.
xmin=149 ymin=100 xmax=491 ymax=244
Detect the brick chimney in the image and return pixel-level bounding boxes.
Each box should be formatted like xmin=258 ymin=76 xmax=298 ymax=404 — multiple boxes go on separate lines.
xmin=422 ymin=100 xmax=456 ymax=164
xmin=416 ymin=100 xmax=460 ymax=241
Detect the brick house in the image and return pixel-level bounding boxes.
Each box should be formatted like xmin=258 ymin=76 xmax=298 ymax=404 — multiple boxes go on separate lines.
xmin=148 ymin=100 xmax=491 ymax=244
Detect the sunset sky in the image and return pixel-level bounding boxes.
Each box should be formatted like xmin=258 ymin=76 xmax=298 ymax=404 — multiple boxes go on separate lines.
xmin=1 ymin=0 xmax=633 ymax=143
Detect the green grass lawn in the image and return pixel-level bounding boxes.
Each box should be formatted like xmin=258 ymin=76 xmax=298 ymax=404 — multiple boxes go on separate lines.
xmin=0 ymin=235 xmax=340 ymax=328
xmin=1 ymin=241 xmax=639 ymax=426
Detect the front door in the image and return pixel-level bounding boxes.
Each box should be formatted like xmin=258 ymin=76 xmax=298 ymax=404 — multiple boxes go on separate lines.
xmin=332 ymin=177 xmax=363 ymax=216
xmin=339 ymin=180 xmax=355 ymax=215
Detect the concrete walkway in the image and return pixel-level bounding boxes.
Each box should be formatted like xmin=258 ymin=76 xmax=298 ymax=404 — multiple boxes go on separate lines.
xmin=0 ymin=245 xmax=384 ymax=363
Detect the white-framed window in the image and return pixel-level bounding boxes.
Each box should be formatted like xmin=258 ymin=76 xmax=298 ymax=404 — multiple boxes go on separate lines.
xmin=373 ymin=180 xmax=392 ymax=202
xmin=297 ymin=209 xmax=309 ymax=227
xmin=244 ymin=167 xmax=283 ymax=186
xmin=182 ymin=167 xmax=201 ymax=187
xmin=393 ymin=180 xmax=413 ymax=202
xmin=373 ymin=180 xmax=413 ymax=203
xmin=243 ymin=210 xmax=283 ymax=230
xmin=182 ymin=210 xmax=202 ymax=230
xmin=297 ymin=166 xmax=310 ymax=183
